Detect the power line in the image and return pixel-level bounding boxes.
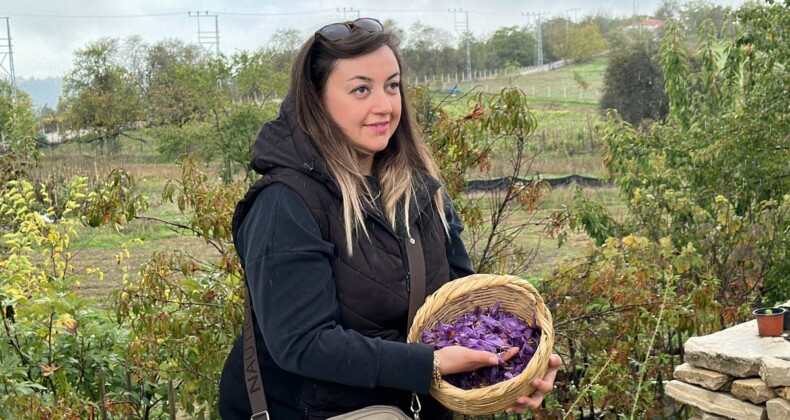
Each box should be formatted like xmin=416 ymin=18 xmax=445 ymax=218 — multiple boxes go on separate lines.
xmin=353 ymin=8 xmax=448 ymax=14
xmin=3 ymin=12 xmax=186 ymax=19
xmin=363 ymin=8 xmax=517 ymax=16
xmin=4 ymin=8 xmax=528 ymax=19
xmin=205 ymin=10 xmax=335 ymax=17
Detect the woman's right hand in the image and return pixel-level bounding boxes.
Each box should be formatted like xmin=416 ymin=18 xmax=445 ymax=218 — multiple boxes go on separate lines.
xmin=435 ymin=346 xmax=519 ymax=375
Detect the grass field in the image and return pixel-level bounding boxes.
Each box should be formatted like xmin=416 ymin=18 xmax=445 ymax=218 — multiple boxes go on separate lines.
xmin=29 ymin=147 xmax=221 ymax=306
xmin=431 ymin=57 xmax=609 ymax=160
xmin=429 ymin=57 xmax=607 ymax=105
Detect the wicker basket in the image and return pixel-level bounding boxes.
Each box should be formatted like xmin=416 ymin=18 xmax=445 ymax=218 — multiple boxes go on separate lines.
xmin=407 ymin=274 xmax=554 ymax=416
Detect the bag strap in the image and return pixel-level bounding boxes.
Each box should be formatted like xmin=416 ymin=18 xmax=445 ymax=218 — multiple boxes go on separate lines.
xmin=243 ymin=284 xmax=270 ymax=419
xmin=243 ymin=228 xmax=427 ymax=419
xmin=406 ymin=228 xmax=426 ymax=330
xmin=405 ymin=228 xmax=427 ymax=420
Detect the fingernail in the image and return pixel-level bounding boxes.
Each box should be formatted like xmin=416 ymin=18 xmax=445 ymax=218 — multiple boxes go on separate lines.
xmin=490 ymin=357 xmax=498 ymax=364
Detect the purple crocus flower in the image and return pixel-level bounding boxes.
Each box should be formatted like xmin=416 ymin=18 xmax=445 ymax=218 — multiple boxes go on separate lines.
xmin=421 ymin=300 xmax=542 ymax=389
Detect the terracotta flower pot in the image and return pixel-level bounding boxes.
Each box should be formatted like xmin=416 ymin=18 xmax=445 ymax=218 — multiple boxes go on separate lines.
xmin=752 ymin=307 xmax=786 ymax=337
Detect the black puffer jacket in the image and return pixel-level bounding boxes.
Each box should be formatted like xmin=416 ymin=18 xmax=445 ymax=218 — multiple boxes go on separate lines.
xmin=218 ymin=96 xmax=474 ymax=419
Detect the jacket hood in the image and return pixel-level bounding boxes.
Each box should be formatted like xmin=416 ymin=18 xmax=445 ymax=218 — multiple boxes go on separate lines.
xmin=250 ymin=94 xmax=340 ymax=195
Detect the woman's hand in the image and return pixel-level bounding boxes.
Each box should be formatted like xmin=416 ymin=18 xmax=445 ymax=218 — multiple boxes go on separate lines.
xmin=434 ymin=348 xmax=562 ymax=414
xmin=435 ymin=346 xmax=520 ymax=375
xmin=504 ymin=354 xmax=562 ymax=414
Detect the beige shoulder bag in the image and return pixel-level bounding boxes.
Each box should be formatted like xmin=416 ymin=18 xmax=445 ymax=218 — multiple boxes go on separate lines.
xmin=327 ymin=405 xmax=411 ymax=420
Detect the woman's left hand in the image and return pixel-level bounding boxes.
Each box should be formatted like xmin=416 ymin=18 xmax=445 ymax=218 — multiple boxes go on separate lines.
xmin=504 ymin=354 xmax=562 ymax=415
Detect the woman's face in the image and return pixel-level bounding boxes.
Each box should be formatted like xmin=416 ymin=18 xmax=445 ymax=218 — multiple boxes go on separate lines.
xmin=323 ymin=45 xmax=402 ymax=173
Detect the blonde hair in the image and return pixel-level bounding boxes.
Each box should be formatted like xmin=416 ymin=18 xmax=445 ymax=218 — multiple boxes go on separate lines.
xmin=291 ymin=28 xmax=448 ymax=255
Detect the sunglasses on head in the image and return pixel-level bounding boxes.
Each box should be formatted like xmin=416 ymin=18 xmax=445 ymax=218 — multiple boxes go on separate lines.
xmin=315 ymin=18 xmax=384 ymax=41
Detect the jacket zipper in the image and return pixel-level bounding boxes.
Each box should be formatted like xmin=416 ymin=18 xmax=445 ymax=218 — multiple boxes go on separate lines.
xmin=398 ymin=236 xmax=411 ymax=293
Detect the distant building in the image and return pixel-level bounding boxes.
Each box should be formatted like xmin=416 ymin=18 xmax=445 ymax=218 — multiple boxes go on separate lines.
xmin=42 ymin=128 xmax=92 ymax=145
xmin=641 ymin=19 xmax=665 ymax=31
xmin=624 ymin=18 xmax=665 ymax=33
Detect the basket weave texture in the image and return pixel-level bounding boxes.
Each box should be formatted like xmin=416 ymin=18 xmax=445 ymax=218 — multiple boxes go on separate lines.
xmin=407 ymin=274 xmax=554 ymax=416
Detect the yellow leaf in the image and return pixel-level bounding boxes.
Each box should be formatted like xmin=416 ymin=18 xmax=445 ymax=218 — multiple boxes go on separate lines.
xmin=39 ymin=362 xmax=60 ymax=377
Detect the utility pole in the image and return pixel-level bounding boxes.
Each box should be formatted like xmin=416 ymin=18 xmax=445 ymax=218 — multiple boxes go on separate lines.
xmin=188 ymin=11 xmax=220 ymax=58
xmin=523 ymin=12 xmax=549 ymax=68
xmin=449 ymin=8 xmax=472 ymax=80
xmin=633 ymin=0 xmax=642 ymax=35
xmin=337 ymin=7 xmax=360 ymax=20
xmin=0 ymin=17 xmax=16 ymax=97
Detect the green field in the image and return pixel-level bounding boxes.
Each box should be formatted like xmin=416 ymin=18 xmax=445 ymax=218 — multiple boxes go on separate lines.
xmin=422 ymin=57 xmax=607 ymax=105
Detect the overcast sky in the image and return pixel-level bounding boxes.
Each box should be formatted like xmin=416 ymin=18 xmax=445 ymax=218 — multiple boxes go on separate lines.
xmin=3 ymin=0 xmax=744 ymax=79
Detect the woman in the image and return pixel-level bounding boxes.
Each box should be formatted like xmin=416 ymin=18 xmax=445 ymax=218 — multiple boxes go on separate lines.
xmin=218 ymin=18 xmax=561 ymax=419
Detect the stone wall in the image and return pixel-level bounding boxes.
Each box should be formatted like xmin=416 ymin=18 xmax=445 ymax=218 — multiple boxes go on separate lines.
xmin=666 ymin=305 xmax=790 ymax=420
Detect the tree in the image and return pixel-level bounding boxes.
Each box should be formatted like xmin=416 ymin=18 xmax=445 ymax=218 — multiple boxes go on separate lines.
xmin=655 ymin=0 xmax=681 ymax=20
xmin=232 ymin=49 xmax=290 ymax=106
xmin=679 ymin=0 xmax=730 ymax=40
xmin=565 ymin=23 xmax=608 ymax=62
xmin=584 ymin=12 xmax=630 ymax=47
xmin=572 ymin=0 xmax=790 ymax=324
xmin=600 ymin=41 xmax=669 ymax=126
xmin=121 ymin=35 xmax=150 ymax=87
xmin=541 ymin=17 xmax=571 ymax=61
xmin=143 ymin=38 xmax=207 ymax=127
xmin=544 ymin=3 xmax=790 ymax=416
xmin=401 ymin=22 xmax=456 ymax=76
xmin=151 ymin=50 xmax=285 ymax=181
xmin=0 ymin=172 xmax=152 ymax=419
xmin=61 ymin=38 xmax=144 ymax=154
xmin=0 ymin=80 xmax=38 ymax=185
xmin=0 ymin=81 xmax=37 ymax=147
xmin=382 ymin=19 xmax=406 ymax=44
xmin=152 ymin=57 xmax=231 ymax=159
xmin=487 ymin=26 xmax=536 ymax=68
xmin=469 ymin=37 xmax=497 ymax=74
xmin=267 ymin=28 xmax=303 ymax=54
